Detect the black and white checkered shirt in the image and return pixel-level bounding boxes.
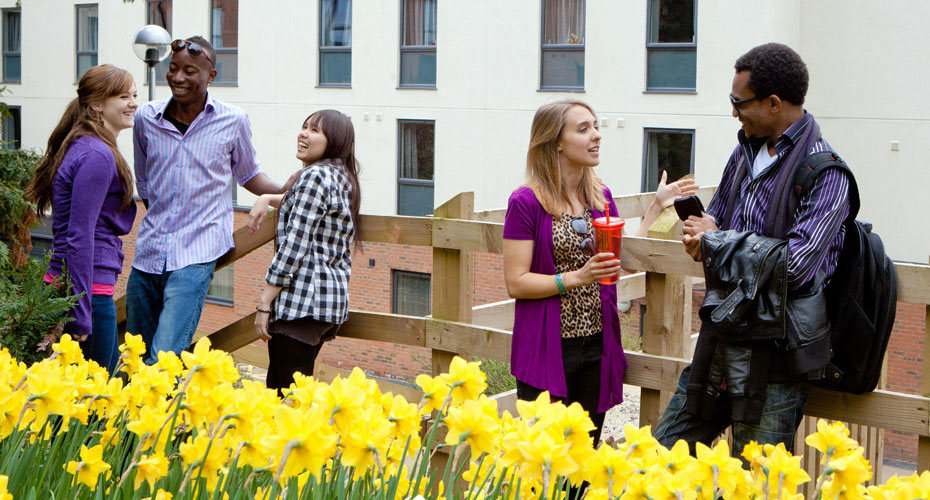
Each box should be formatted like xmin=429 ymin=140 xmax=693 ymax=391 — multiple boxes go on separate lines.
xmin=266 ymin=160 xmax=355 ymax=324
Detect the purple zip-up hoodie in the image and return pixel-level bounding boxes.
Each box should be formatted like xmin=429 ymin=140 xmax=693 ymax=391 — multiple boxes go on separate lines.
xmin=46 ymin=135 xmax=137 ymax=336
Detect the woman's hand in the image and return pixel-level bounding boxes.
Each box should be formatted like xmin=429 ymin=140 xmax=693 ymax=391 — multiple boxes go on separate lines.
xmin=568 ymin=252 xmax=623 ymax=287
xmin=247 ymin=194 xmax=283 ymax=235
xmin=255 ymin=310 xmax=271 ymax=341
xmin=654 ymin=170 xmax=700 ymax=210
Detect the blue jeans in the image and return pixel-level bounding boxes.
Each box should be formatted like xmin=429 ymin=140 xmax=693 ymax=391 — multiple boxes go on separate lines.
xmin=80 ymin=294 xmax=119 ymax=374
xmin=126 ymin=261 xmax=215 ymax=365
xmin=653 ymin=365 xmax=809 ymax=458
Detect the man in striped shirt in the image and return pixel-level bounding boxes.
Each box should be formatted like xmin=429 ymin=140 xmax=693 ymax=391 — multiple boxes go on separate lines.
xmin=654 ymin=44 xmax=850 ymax=454
xmin=128 ymin=36 xmax=291 ymax=364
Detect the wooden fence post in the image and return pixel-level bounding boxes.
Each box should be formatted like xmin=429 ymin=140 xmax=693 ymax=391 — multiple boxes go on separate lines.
xmin=431 ymin=192 xmax=475 ymax=375
xmin=919 ymin=255 xmax=930 ymax=472
xmin=639 ymin=208 xmax=692 ymax=428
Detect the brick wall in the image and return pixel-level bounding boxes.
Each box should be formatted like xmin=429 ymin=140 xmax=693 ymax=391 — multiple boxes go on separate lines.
xmin=115 ymin=201 xmax=926 ymax=464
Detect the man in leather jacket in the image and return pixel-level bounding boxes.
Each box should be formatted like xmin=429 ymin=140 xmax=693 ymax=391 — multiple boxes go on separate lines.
xmin=653 ymin=43 xmax=851 ymax=456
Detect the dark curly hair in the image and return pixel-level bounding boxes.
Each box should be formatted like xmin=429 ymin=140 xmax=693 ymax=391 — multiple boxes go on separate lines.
xmin=734 ymin=43 xmax=809 ymax=106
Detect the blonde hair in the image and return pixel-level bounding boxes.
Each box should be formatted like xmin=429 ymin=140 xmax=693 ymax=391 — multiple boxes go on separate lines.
xmin=27 ymin=64 xmax=135 ymax=214
xmin=525 ymin=100 xmax=606 ymax=216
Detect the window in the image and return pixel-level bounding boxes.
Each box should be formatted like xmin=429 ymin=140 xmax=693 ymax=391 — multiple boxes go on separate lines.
xmin=29 ymin=217 xmax=52 ymax=261
xmin=397 ymin=120 xmax=434 ymax=216
xmin=206 ymin=179 xmax=236 ymax=304
xmin=146 ymin=0 xmax=171 ymax=83
xmin=75 ymin=5 xmax=98 ymax=80
xmin=642 ymin=129 xmax=694 ymax=192
xmin=540 ymin=0 xmax=584 ymax=90
xmin=400 ymin=0 xmax=436 ymax=87
xmin=3 ymin=9 xmax=20 ymax=83
xmin=206 ymin=264 xmax=234 ymax=304
xmin=211 ymin=0 xmax=238 ymax=84
xmin=392 ymin=271 xmax=431 ymax=317
xmin=319 ymin=0 xmax=352 ymax=86
xmin=2 ymin=105 xmax=20 ymax=149
xmin=646 ymin=0 xmax=697 ymax=91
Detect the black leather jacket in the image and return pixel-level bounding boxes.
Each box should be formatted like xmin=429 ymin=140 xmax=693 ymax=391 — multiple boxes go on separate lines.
xmin=699 ymin=230 xmax=831 ymax=374
xmin=686 ymin=230 xmax=832 ymax=424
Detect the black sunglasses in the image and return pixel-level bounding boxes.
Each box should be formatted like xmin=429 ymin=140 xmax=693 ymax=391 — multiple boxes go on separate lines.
xmin=729 ymin=93 xmax=765 ymax=112
xmin=570 ymin=216 xmax=595 ymax=256
xmin=170 ymin=39 xmax=215 ymax=67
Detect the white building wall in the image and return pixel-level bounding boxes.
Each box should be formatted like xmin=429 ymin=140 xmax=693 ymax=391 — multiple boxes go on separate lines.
xmin=2 ymin=0 xmax=929 ymax=261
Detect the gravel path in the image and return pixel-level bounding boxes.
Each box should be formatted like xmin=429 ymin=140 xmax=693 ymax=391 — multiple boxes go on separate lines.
xmin=600 ymin=384 xmax=641 ymax=443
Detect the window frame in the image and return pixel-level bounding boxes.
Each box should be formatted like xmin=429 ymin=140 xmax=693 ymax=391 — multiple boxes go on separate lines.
xmin=539 ymin=0 xmax=586 ymax=92
xmin=318 ymin=0 xmax=352 ymax=88
xmin=2 ymin=104 xmax=21 ymax=150
xmin=209 ymin=0 xmax=238 ymax=86
xmin=398 ymin=0 xmax=437 ymax=89
xmin=644 ymin=0 xmax=698 ymax=93
xmin=2 ymin=8 xmax=21 ymax=84
xmin=391 ymin=270 xmax=431 ymax=317
xmin=146 ymin=0 xmax=171 ymax=85
xmin=75 ymin=4 xmax=98 ymax=82
xmin=396 ymin=119 xmax=435 ymax=217
xmin=640 ymin=127 xmax=695 ymax=192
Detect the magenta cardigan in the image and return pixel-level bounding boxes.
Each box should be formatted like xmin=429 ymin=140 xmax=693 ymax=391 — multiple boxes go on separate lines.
xmin=503 ymin=186 xmax=627 ymax=413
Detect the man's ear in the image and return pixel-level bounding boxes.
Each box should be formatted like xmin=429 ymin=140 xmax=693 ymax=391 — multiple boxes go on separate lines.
xmin=207 ymin=68 xmax=217 ymax=84
xmin=767 ymin=95 xmax=782 ymax=114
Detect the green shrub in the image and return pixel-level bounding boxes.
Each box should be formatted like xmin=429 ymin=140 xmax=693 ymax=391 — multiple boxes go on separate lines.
xmin=477 ymin=357 xmax=516 ymax=396
xmin=0 ymin=239 xmax=79 ymax=365
xmin=0 ymin=147 xmax=42 ymax=266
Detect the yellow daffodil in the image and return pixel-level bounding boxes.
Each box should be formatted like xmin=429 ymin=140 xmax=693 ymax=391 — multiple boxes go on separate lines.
xmin=0 ymin=475 xmax=12 ymax=500
xmin=444 ymin=398 xmax=500 ymax=458
xmin=263 ymin=405 xmax=337 ymax=479
xmin=583 ymin=442 xmax=636 ymax=492
xmin=760 ymin=442 xmax=810 ymax=497
xmin=143 ymin=489 xmax=173 ymax=500
xmin=180 ymin=337 xmax=240 ymax=394
xmin=64 ymin=444 xmax=111 ymax=491
xmin=689 ymin=440 xmax=744 ymax=498
xmin=316 ymin=375 xmax=367 ymax=430
xmin=178 ymin=433 xmax=229 ymax=489
xmin=805 ymin=419 xmax=859 ymax=462
xmin=134 ymin=453 xmax=169 ymax=489
xmin=52 ymin=334 xmax=84 ymax=366
xmin=515 ymin=427 xmax=578 ymax=481
xmin=415 ymin=374 xmax=450 ymax=414
xmin=822 ymin=447 xmax=872 ymax=500
xmin=444 ymin=357 xmax=486 ymax=404
xmin=618 ymin=424 xmax=659 ymax=460
xmin=340 ymin=407 xmax=393 ymax=476
xmin=25 ymin=368 xmax=75 ymax=427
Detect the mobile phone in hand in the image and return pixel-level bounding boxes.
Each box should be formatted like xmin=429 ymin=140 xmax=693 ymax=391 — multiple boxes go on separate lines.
xmin=673 ymin=195 xmax=705 ymax=221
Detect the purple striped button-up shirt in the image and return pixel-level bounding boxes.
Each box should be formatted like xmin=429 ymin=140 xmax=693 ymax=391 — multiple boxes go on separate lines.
xmin=706 ymin=112 xmax=850 ymax=289
xmin=132 ymin=94 xmax=261 ymax=273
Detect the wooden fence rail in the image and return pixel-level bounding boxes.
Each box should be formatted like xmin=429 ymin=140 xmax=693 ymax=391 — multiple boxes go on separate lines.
xmin=114 ymin=188 xmax=930 ymax=481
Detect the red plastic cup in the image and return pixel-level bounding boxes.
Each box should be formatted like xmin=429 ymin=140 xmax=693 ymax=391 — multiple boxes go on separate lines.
xmin=592 ymin=216 xmax=625 ymax=285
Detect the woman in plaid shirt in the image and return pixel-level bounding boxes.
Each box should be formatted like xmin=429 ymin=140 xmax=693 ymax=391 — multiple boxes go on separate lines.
xmin=249 ymin=110 xmax=362 ymax=392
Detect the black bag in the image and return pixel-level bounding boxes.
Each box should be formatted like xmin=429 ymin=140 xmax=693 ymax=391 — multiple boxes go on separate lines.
xmin=791 ymin=152 xmax=898 ymax=394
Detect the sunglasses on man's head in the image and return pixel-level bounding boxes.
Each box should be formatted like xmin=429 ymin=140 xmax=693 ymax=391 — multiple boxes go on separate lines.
xmin=170 ymin=39 xmax=215 ymax=67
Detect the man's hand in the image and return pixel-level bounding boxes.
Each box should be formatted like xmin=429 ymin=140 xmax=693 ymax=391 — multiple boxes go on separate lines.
xmin=683 ymin=213 xmax=717 ymax=236
xmin=682 ymin=232 xmax=704 ymax=262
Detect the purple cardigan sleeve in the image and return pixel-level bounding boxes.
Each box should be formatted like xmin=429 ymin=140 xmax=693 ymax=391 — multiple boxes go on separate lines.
xmin=64 ymin=151 xmax=113 ymax=336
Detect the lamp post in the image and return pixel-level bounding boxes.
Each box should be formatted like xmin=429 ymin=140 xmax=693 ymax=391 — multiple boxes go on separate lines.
xmin=131 ymin=25 xmax=171 ymax=102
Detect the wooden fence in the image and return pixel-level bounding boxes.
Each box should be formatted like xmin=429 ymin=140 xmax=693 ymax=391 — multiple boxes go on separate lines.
xmin=114 ymin=187 xmax=930 ymax=489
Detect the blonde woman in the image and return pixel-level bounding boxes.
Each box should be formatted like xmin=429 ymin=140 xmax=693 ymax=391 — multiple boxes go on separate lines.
xmin=502 ymin=100 xmax=697 ymax=443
